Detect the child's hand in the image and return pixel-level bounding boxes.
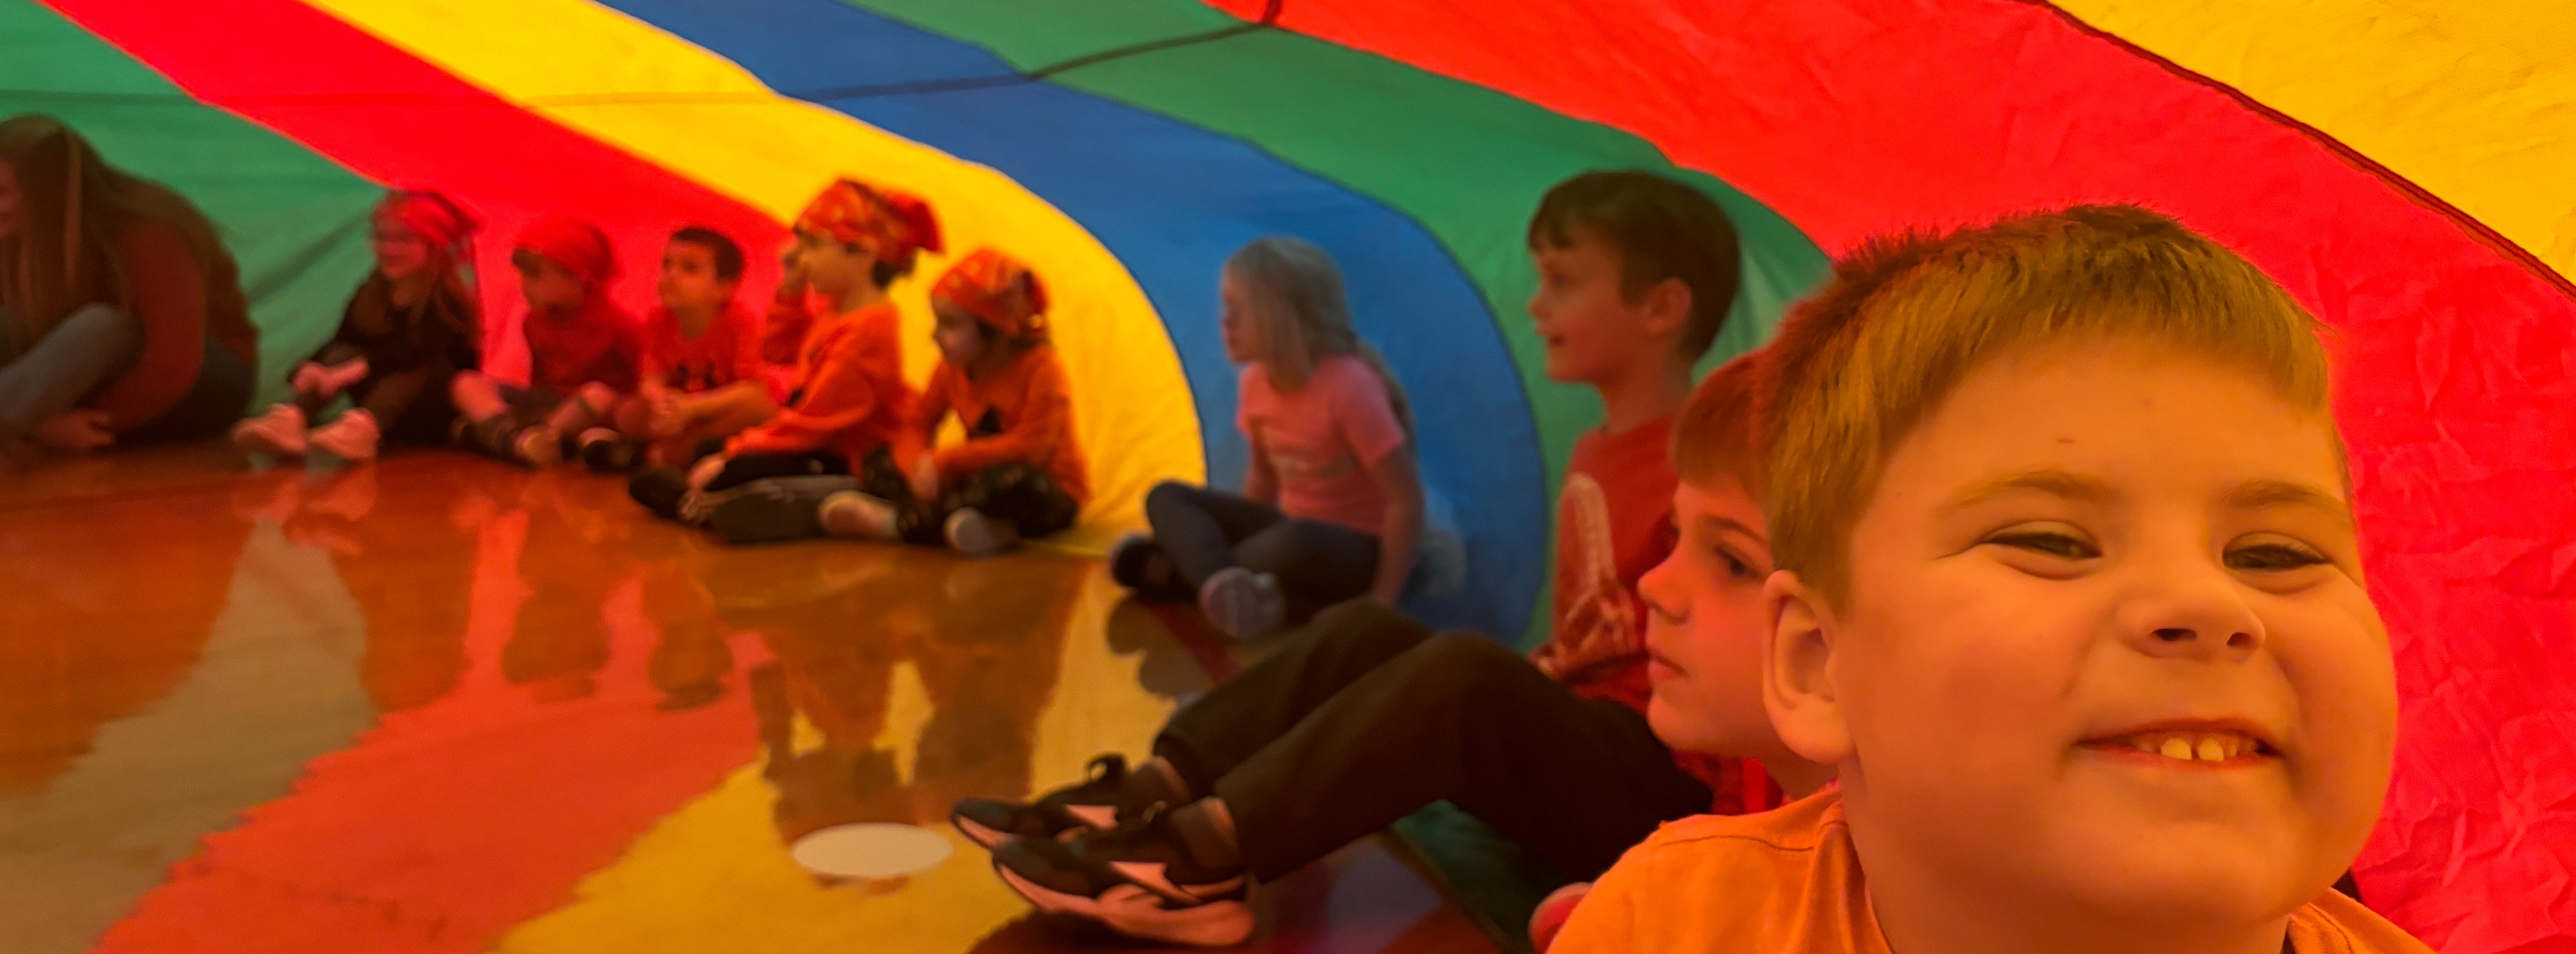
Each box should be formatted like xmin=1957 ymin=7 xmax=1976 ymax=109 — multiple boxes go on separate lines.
xmin=290 ymin=362 xmax=333 ymax=398
xmin=687 ymin=454 xmax=729 ymax=492
xmin=324 ymin=359 xmax=371 ymax=392
xmin=31 ymin=410 xmax=115 ymax=454
xmin=907 ymin=456 xmax=940 ymax=503
xmin=647 ymin=392 xmax=685 ymax=437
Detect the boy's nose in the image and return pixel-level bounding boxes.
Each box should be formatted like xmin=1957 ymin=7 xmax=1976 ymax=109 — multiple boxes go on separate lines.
xmin=2115 ymin=557 xmax=2266 ymax=661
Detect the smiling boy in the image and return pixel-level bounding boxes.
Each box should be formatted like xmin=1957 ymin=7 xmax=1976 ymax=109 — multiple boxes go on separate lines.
xmin=1554 ymin=206 xmax=2429 ymax=954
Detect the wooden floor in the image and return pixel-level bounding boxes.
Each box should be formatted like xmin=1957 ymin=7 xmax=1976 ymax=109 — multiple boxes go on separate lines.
xmin=0 ymin=447 xmax=1500 ymax=954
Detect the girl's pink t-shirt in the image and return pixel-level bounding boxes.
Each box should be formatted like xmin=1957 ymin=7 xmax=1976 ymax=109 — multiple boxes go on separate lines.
xmin=1236 ymin=354 xmax=1408 ymax=534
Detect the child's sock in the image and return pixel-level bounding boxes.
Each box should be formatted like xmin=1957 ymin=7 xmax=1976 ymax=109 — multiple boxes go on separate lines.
xmin=1119 ymin=755 xmax=1195 ymax=813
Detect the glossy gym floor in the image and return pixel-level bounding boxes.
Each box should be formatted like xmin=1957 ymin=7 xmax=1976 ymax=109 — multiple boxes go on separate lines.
xmin=0 ymin=447 xmax=1498 ymax=954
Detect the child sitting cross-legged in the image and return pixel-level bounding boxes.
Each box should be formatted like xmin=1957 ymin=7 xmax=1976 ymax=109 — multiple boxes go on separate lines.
xmin=573 ymin=225 xmax=774 ymax=472
xmin=449 ymin=215 xmax=642 ymax=467
xmin=627 ymin=178 xmax=934 ymax=530
xmin=1109 ymin=235 xmax=1424 ymax=639
xmin=712 ymin=247 xmax=1086 ymax=555
xmin=232 ymin=189 xmax=481 ymax=463
xmin=1551 ymin=206 xmax=2432 ymax=954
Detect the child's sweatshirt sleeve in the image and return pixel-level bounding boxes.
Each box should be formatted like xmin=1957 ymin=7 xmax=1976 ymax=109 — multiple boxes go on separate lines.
xmin=934 ymin=351 xmax=1073 ymax=480
xmin=725 ymin=324 xmax=885 ymax=457
xmin=895 ymin=362 xmax=957 ymax=474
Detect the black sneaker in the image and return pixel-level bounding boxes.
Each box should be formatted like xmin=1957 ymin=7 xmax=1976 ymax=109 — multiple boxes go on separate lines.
xmin=991 ymin=804 xmax=1252 ymax=948
xmin=708 ymin=475 xmax=861 ymax=544
xmin=952 ymin=754 xmax=1132 ymax=850
xmin=628 ymin=466 xmax=690 ymax=519
xmin=576 ymin=428 xmax=639 ymax=473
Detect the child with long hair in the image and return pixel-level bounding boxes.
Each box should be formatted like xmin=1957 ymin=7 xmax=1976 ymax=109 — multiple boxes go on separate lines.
xmin=1110 ymin=235 xmax=1423 ymax=639
xmin=231 ymin=189 xmax=481 ymax=462
xmin=712 ymin=247 xmax=1087 ymax=555
xmin=0 ymin=114 xmax=257 ymax=460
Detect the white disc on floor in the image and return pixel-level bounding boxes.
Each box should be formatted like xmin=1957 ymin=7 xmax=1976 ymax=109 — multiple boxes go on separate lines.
xmin=790 ymin=823 xmax=954 ymax=879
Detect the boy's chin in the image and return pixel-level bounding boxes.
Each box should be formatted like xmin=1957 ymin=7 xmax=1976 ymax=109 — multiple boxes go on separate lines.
xmin=2039 ymin=831 xmax=2326 ymax=925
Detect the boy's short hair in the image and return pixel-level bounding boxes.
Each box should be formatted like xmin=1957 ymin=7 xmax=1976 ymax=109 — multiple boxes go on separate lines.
xmin=1764 ymin=205 xmax=2335 ymax=604
xmin=1527 ymin=171 xmax=1743 ymax=364
xmin=669 ymin=226 xmax=746 ymax=282
xmin=1672 ymin=348 xmax=1770 ymax=498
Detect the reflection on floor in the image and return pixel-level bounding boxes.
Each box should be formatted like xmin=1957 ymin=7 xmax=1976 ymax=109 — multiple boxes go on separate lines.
xmin=0 ymin=448 xmax=1498 ymax=954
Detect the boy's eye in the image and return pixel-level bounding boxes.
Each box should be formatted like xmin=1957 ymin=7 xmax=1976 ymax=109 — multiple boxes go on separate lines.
xmin=1713 ymin=546 xmax=1758 ymax=581
xmin=1989 ymin=529 xmax=2099 ymax=560
xmin=2226 ymin=541 xmax=2330 ymax=572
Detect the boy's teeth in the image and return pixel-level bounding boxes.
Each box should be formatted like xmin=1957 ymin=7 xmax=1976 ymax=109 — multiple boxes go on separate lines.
xmin=2120 ymin=732 xmax=2258 ymax=762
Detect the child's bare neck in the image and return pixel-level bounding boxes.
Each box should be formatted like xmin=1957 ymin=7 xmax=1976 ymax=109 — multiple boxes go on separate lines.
xmin=1591 ymin=355 xmax=1692 ymax=435
xmin=1862 ymin=836 xmax=2292 ymax=954
xmin=1762 ymin=756 xmax=1835 ymax=799
xmin=833 ymin=281 xmax=885 ymax=315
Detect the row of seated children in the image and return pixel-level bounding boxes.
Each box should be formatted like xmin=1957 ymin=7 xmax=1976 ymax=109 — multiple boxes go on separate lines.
xmin=623 ymin=178 xmax=1089 ymax=558
xmin=958 ymin=186 xmax=2434 ymax=954
xmin=229 ymin=177 xmax=1088 ymax=558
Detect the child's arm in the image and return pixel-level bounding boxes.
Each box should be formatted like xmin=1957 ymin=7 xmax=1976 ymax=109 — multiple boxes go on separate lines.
xmin=86 ymin=222 xmax=207 ymax=430
xmin=894 ymin=364 xmax=955 ymax=478
xmin=1366 ymin=446 xmax=1425 ymax=605
xmin=927 ymin=355 xmax=1072 ymax=482
xmin=725 ymin=327 xmax=884 ymax=459
xmin=1243 ymin=430 xmax=1282 ymax=506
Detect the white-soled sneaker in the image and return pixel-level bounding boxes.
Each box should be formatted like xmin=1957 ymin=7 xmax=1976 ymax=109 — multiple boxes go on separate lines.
xmin=991 ymin=804 xmax=1252 ymax=948
xmin=944 ymin=507 xmax=1019 ymax=558
xmin=816 ymin=490 xmax=901 ymax=541
xmin=308 ymin=410 xmax=381 ymax=462
xmin=230 ymin=403 xmax=309 ymax=458
xmin=1198 ymin=567 xmax=1284 ymax=640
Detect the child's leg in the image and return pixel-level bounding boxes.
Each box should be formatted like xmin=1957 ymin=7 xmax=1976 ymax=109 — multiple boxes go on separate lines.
xmin=1141 ymin=482 xmax=1286 ymax=589
xmin=1150 ymin=600 xmax=1435 ymax=792
xmin=1235 ymin=518 xmax=1384 ymax=613
xmin=1204 ymin=629 xmax=1708 ymax=882
xmin=548 ymin=382 xmax=620 ymax=433
xmin=940 ymin=462 xmax=1081 ymax=540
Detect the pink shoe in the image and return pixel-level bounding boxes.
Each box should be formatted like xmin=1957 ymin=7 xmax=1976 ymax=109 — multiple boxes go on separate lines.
xmin=230 ymin=404 xmax=308 ymax=458
xmin=309 ymin=410 xmax=381 ymax=462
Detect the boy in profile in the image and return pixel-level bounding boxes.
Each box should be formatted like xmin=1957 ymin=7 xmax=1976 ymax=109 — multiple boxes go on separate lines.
xmin=1555 ymin=206 xmax=2429 ymax=954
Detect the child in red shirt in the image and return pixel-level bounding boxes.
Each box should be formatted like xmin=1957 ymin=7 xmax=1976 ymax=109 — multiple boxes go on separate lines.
xmin=957 ymin=172 xmax=1777 ymax=948
xmin=628 ymin=178 xmax=934 ymax=531
xmin=232 ymin=189 xmax=481 ymax=463
xmin=573 ymin=226 xmax=773 ymax=471
xmin=713 ymin=247 xmax=1088 ymax=554
xmin=450 ymin=214 xmax=642 ymax=467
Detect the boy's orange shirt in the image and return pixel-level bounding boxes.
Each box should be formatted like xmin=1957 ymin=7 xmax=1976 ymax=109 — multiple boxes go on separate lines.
xmin=1552 ymin=789 xmax=2435 ymax=954
xmin=726 ymin=300 xmax=910 ymax=466
xmin=895 ymin=345 xmax=1090 ymax=506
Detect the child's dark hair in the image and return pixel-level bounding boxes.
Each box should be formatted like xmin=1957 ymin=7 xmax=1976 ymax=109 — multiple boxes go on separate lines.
xmin=1527 ymin=170 xmax=1743 ymax=363
xmin=670 ymin=226 xmax=746 ymax=281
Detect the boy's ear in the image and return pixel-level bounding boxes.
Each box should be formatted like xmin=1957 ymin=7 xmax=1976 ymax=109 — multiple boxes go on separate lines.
xmin=1763 ymin=569 xmax=1855 ymax=767
xmin=1641 ymin=276 xmax=1694 ymax=341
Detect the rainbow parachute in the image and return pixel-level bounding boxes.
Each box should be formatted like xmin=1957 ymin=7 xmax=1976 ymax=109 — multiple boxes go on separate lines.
xmin=5 ymin=0 xmax=2567 ymax=950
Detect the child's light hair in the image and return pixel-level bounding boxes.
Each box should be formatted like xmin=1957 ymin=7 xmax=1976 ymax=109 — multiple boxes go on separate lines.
xmin=1672 ymin=348 xmax=1771 ymax=499
xmin=1226 ymin=235 xmax=1413 ymax=437
xmin=1765 ymin=205 xmax=2337 ymax=606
